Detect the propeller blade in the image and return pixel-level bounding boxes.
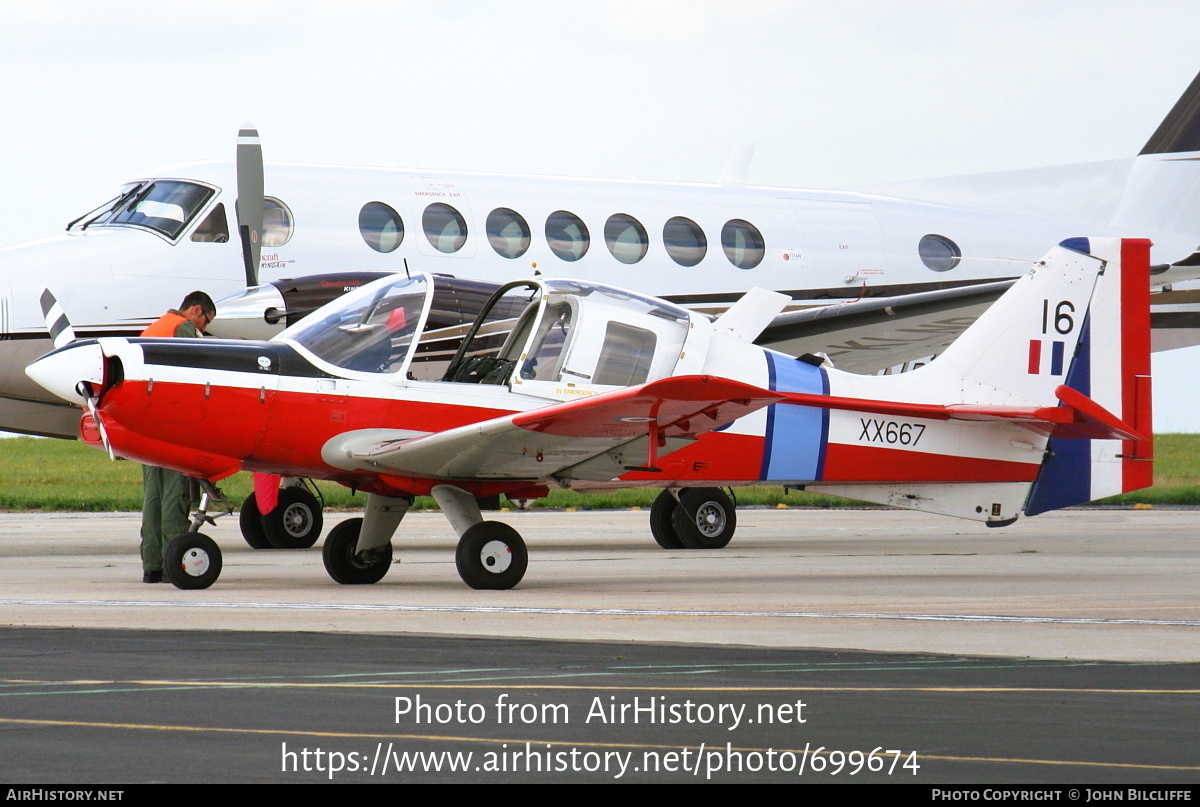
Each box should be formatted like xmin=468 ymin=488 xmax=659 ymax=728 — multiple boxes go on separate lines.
xmin=38 ymin=288 xmax=76 ymax=349
xmin=236 ymin=123 xmax=264 ymax=288
xmin=82 ymin=390 xmax=114 ymax=461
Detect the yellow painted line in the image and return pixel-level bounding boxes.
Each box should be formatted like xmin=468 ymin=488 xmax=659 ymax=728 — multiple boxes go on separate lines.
xmin=1 ymin=717 xmax=1196 ymax=773
xmin=125 ymin=681 xmax=1200 ymax=694
xmin=5 ymin=678 xmax=1200 ymax=695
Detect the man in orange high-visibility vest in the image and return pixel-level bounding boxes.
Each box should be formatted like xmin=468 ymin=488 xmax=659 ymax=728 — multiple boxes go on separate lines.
xmin=139 ymin=291 xmax=216 ymax=583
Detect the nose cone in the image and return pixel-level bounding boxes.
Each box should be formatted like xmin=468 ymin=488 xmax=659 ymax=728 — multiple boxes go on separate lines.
xmin=25 ymin=341 xmax=105 ymax=404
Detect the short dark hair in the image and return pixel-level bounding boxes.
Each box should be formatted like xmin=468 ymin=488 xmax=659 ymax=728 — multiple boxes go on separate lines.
xmin=180 ymin=291 xmax=216 ymax=317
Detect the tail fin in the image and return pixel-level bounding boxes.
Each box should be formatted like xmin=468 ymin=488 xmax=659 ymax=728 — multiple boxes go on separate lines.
xmin=1110 ymin=70 xmax=1200 ymax=273
xmin=810 ymin=237 xmax=1152 ymax=523
xmin=928 ymin=235 xmax=1154 ymax=506
xmin=918 ymin=239 xmax=1106 ymax=410
xmin=1025 ymin=238 xmax=1153 ymax=513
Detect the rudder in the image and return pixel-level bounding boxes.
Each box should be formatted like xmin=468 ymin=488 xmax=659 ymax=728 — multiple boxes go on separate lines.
xmin=1025 ymin=238 xmax=1153 ymax=514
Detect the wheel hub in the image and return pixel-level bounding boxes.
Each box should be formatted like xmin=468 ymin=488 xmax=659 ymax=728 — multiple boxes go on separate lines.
xmin=479 ymin=540 xmax=512 ymax=573
xmin=695 ymin=503 xmax=726 ymax=537
xmin=282 ymin=503 xmax=312 ymax=537
xmin=180 ymin=548 xmax=211 ymax=577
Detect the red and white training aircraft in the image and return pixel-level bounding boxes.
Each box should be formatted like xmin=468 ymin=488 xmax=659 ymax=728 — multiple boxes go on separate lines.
xmin=26 ymin=237 xmax=1152 ymax=591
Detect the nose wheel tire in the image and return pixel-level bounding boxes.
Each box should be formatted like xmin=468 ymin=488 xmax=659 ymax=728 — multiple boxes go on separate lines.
xmin=455 ymin=522 xmax=528 ymax=590
xmin=322 ymin=517 xmax=392 ymax=585
xmin=239 ymin=493 xmax=272 ymax=549
xmin=164 ymin=533 xmax=223 ymax=590
xmin=263 ymin=487 xmax=324 ymax=549
xmin=649 ymin=490 xmax=686 ymax=549
xmin=671 ymin=488 xmax=736 ymax=549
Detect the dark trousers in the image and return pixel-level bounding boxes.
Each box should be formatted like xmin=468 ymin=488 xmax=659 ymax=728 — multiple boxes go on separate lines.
xmin=141 ymin=465 xmax=190 ymax=574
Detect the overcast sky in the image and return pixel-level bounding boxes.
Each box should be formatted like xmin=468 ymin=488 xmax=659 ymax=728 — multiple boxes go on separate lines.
xmin=2 ymin=1 xmax=1199 ymax=428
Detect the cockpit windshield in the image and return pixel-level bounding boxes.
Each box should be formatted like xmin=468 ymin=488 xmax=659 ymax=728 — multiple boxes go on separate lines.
xmin=281 ymin=275 xmax=430 ymax=375
xmin=67 ymin=183 xmax=143 ymax=231
xmin=68 ymin=180 xmax=215 ymax=240
xmin=279 ymin=274 xmax=522 ymax=379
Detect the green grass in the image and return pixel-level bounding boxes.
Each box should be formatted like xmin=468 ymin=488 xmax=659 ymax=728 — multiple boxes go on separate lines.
xmin=1 ymin=434 xmax=1197 ymax=511
xmin=1097 ymin=433 xmax=1200 ymax=505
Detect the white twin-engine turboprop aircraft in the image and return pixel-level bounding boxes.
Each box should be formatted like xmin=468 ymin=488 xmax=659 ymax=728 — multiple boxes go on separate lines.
xmin=3 ymin=70 xmax=1200 ymax=441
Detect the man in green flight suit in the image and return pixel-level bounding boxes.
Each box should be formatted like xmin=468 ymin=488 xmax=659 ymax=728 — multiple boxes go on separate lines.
xmin=139 ymin=291 xmax=216 ymax=583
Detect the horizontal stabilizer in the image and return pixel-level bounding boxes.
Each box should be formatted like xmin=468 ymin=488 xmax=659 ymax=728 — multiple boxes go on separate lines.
xmin=714 ymin=287 xmax=791 ymax=343
xmin=760 ymin=386 xmax=1146 ymax=441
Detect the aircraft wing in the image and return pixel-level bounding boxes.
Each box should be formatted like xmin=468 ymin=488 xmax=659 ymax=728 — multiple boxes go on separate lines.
xmin=334 ymin=376 xmax=787 ymax=483
xmin=330 ymin=373 xmax=1142 ymax=485
xmin=756 ymin=280 xmax=1014 ymax=372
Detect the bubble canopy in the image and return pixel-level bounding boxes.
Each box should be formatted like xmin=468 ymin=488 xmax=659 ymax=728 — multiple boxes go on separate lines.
xmin=278 ymin=273 xmax=506 ymax=379
xmin=279 ymin=273 xmax=697 ymax=395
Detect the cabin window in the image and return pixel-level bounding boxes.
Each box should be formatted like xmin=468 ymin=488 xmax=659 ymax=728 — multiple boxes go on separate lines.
xmin=262 ymin=197 xmax=294 ymax=247
xmin=545 ymin=211 xmax=590 ymax=262
xmin=423 ymin=203 xmax=468 ymax=253
xmin=359 ymin=202 xmax=404 ymax=253
xmin=919 ymin=234 xmax=961 ymax=272
xmin=604 ymin=214 xmax=648 ymax=264
xmin=663 ymin=216 xmax=707 ymax=267
xmin=109 ymin=181 xmax=215 ymax=240
xmin=486 ymin=208 xmax=531 ymax=259
xmin=592 ymin=321 xmax=657 ymax=386
xmin=190 ymin=203 xmax=230 ymax=243
xmin=721 ymin=219 xmax=764 ymax=269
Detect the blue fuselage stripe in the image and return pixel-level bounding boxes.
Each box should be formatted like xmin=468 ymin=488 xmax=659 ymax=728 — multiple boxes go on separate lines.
xmin=761 ymin=352 xmax=828 ymax=482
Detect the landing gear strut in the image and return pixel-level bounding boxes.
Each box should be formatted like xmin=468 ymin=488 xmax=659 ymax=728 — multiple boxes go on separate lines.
xmin=318 ymin=486 xmax=533 ymax=591
xmin=433 ymin=484 xmax=529 ymax=590
xmin=322 ymin=518 xmax=392 ymax=584
xmin=164 ymin=479 xmax=232 ymax=590
xmin=321 ymin=493 xmax=408 ymax=586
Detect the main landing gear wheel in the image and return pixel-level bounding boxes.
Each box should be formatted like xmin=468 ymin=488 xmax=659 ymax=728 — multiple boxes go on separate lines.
xmin=263 ymin=487 xmax=323 ymax=549
xmin=455 ymin=522 xmax=528 ymax=590
xmin=164 ymin=533 xmax=223 ymax=590
xmin=239 ymin=493 xmax=272 ymax=549
xmin=672 ymin=488 xmax=737 ymax=549
xmin=650 ymin=490 xmax=686 ymax=549
xmin=322 ymin=518 xmax=392 ymax=585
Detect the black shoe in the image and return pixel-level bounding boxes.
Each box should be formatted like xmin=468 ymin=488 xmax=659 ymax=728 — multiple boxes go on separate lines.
xmin=143 ymin=571 xmax=162 ymax=584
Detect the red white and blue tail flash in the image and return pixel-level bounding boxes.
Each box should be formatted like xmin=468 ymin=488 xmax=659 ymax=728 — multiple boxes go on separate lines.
xmin=1025 ymin=238 xmax=1153 ymax=514
xmin=808 ymin=237 xmax=1152 ymax=523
